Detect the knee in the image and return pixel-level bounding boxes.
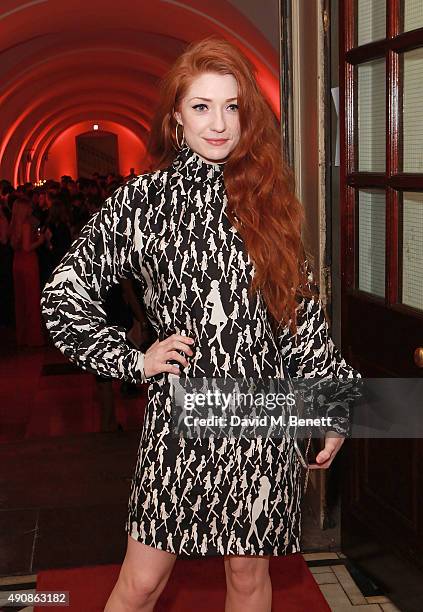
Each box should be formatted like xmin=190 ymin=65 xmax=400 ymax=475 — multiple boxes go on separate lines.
xmin=116 ymin=566 xmax=164 ymax=607
xmin=226 ymin=558 xmax=268 ymax=596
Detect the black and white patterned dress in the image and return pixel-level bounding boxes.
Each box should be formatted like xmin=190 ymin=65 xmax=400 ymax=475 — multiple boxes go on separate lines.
xmin=40 ymin=142 xmax=360 ymax=559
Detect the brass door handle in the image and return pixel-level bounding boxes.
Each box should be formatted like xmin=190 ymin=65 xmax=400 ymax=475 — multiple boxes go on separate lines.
xmin=414 ymin=348 xmax=423 ymax=368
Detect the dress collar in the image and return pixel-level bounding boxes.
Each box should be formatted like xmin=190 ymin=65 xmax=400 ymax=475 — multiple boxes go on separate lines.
xmin=171 ymin=142 xmax=225 ymax=183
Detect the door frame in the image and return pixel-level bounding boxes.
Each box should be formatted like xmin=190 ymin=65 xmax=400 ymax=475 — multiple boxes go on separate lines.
xmin=282 ymin=0 xmax=336 ymax=529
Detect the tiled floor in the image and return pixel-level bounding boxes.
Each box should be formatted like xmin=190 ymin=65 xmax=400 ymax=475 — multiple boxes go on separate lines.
xmin=0 ymin=333 xmax=404 ymax=611
xmin=303 ymin=553 xmax=402 ymax=610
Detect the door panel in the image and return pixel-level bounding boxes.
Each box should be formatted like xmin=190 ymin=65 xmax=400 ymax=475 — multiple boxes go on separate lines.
xmin=401 ymin=192 xmax=423 ymax=310
xmin=357 ymin=190 xmax=386 ymax=296
xmin=401 ymin=48 xmax=423 ymax=173
xmin=340 ymin=1 xmax=423 ymax=610
xmin=402 ymin=0 xmax=423 ymax=34
xmin=76 ymin=131 xmax=119 ymax=178
xmin=357 ymin=58 xmax=386 ymax=172
xmin=356 ymin=0 xmax=386 ymax=46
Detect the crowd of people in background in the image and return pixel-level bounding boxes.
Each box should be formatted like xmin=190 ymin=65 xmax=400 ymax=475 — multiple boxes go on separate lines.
xmin=0 ymin=168 xmax=156 ymax=431
xmin=0 ymin=168 xmax=136 ymax=342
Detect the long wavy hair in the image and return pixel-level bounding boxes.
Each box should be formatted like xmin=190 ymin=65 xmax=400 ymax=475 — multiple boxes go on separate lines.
xmin=147 ymin=36 xmax=316 ymax=334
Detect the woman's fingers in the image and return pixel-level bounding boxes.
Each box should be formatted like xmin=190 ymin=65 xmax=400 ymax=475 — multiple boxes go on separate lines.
xmin=161 ymin=362 xmax=185 ymax=375
xmin=315 ymin=448 xmax=333 ymax=465
xmin=163 ymin=334 xmax=195 ymax=347
xmin=143 ymin=334 xmax=195 ymax=378
xmin=308 ymin=452 xmax=333 ymax=470
xmin=166 ymin=350 xmax=189 ymax=368
xmin=165 ymin=340 xmax=194 ymax=356
xmin=308 ymin=435 xmax=345 ymax=470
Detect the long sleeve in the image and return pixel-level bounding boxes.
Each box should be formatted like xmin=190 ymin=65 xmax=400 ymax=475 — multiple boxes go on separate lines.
xmin=278 ymin=261 xmax=362 ymax=436
xmin=40 ymin=182 xmax=148 ymax=384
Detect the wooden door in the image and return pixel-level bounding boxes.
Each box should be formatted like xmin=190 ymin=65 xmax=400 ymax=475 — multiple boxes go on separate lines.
xmin=339 ymin=1 xmax=423 ymax=611
xmin=76 ymin=131 xmax=119 ymax=178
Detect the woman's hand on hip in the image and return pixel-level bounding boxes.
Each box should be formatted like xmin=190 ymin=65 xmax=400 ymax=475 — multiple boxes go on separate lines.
xmin=308 ymin=432 xmax=345 ymax=470
xmin=143 ymin=333 xmax=195 ymax=378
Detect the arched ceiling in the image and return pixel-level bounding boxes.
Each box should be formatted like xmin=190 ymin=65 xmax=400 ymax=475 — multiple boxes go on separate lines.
xmin=0 ymin=0 xmax=280 ymax=183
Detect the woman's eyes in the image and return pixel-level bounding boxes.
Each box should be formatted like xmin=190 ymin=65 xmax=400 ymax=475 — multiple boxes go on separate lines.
xmin=192 ymin=104 xmax=238 ymax=112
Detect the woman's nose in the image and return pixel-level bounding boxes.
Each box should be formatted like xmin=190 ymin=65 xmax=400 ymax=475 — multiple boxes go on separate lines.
xmin=209 ymin=110 xmax=226 ymax=132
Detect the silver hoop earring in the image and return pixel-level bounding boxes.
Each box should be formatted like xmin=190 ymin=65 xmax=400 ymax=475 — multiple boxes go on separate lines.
xmin=175 ymin=123 xmax=185 ymax=149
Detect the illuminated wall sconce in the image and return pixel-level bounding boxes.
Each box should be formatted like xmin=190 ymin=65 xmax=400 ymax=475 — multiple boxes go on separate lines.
xmin=93 ymin=124 xmax=99 ymax=130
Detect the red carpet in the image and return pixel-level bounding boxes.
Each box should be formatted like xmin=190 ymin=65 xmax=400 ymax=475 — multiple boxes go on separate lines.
xmin=34 ymin=553 xmax=330 ymax=611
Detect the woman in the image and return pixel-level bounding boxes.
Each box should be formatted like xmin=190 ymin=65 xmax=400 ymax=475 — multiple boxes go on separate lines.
xmin=10 ymin=197 xmax=45 ymax=347
xmin=0 ymin=204 xmax=14 ymax=326
xmin=41 ymin=37 xmax=360 ymax=611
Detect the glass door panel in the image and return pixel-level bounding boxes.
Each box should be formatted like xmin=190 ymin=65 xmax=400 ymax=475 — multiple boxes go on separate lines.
xmin=402 ymin=0 xmax=423 ymax=32
xmin=400 ymin=48 xmax=423 ymax=173
xmin=357 ymin=58 xmax=386 ymax=172
xmin=400 ymin=192 xmax=423 ymax=310
xmin=356 ymin=0 xmax=386 ymax=46
xmin=357 ymin=190 xmax=386 ymax=297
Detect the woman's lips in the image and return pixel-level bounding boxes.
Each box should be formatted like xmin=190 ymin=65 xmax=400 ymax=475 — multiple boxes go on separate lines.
xmin=205 ymin=138 xmax=228 ymax=146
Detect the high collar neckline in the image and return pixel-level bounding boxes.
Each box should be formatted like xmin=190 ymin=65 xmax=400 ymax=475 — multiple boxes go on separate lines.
xmin=171 ymin=142 xmax=225 ymax=183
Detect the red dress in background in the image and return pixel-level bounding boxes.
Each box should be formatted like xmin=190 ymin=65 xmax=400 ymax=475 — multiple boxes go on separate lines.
xmin=13 ymin=223 xmax=45 ymax=347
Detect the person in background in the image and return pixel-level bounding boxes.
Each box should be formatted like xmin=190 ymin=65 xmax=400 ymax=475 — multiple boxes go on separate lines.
xmin=45 ymin=200 xmax=72 ymax=271
xmin=9 ymin=197 xmax=46 ymax=347
xmin=125 ymin=167 xmax=137 ymax=182
xmin=0 ymin=203 xmax=10 ymax=244
xmin=0 ymin=205 xmax=14 ymax=326
xmin=86 ymin=193 xmax=102 ymax=217
xmin=32 ymin=190 xmax=49 ymax=227
xmin=106 ymin=172 xmax=116 ymax=186
xmin=34 ymin=191 xmax=54 ymax=289
xmin=70 ymin=193 xmax=89 ymax=238
xmin=67 ymin=180 xmax=78 ymax=196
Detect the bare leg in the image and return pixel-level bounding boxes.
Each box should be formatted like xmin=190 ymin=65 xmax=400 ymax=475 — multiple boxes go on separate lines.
xmin=224 ymin=555 xmax=272 ymax=612
xmin=104 ymin=535 xmax=177 ymax=611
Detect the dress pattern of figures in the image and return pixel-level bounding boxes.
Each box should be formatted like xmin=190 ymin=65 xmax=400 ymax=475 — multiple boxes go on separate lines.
xmin=40 ymin=143 xmax=360 ymax=559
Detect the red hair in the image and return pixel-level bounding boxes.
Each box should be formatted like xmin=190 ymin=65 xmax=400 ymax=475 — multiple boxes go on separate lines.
xmin=147 ymin=36 xmax=315 ymax=334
